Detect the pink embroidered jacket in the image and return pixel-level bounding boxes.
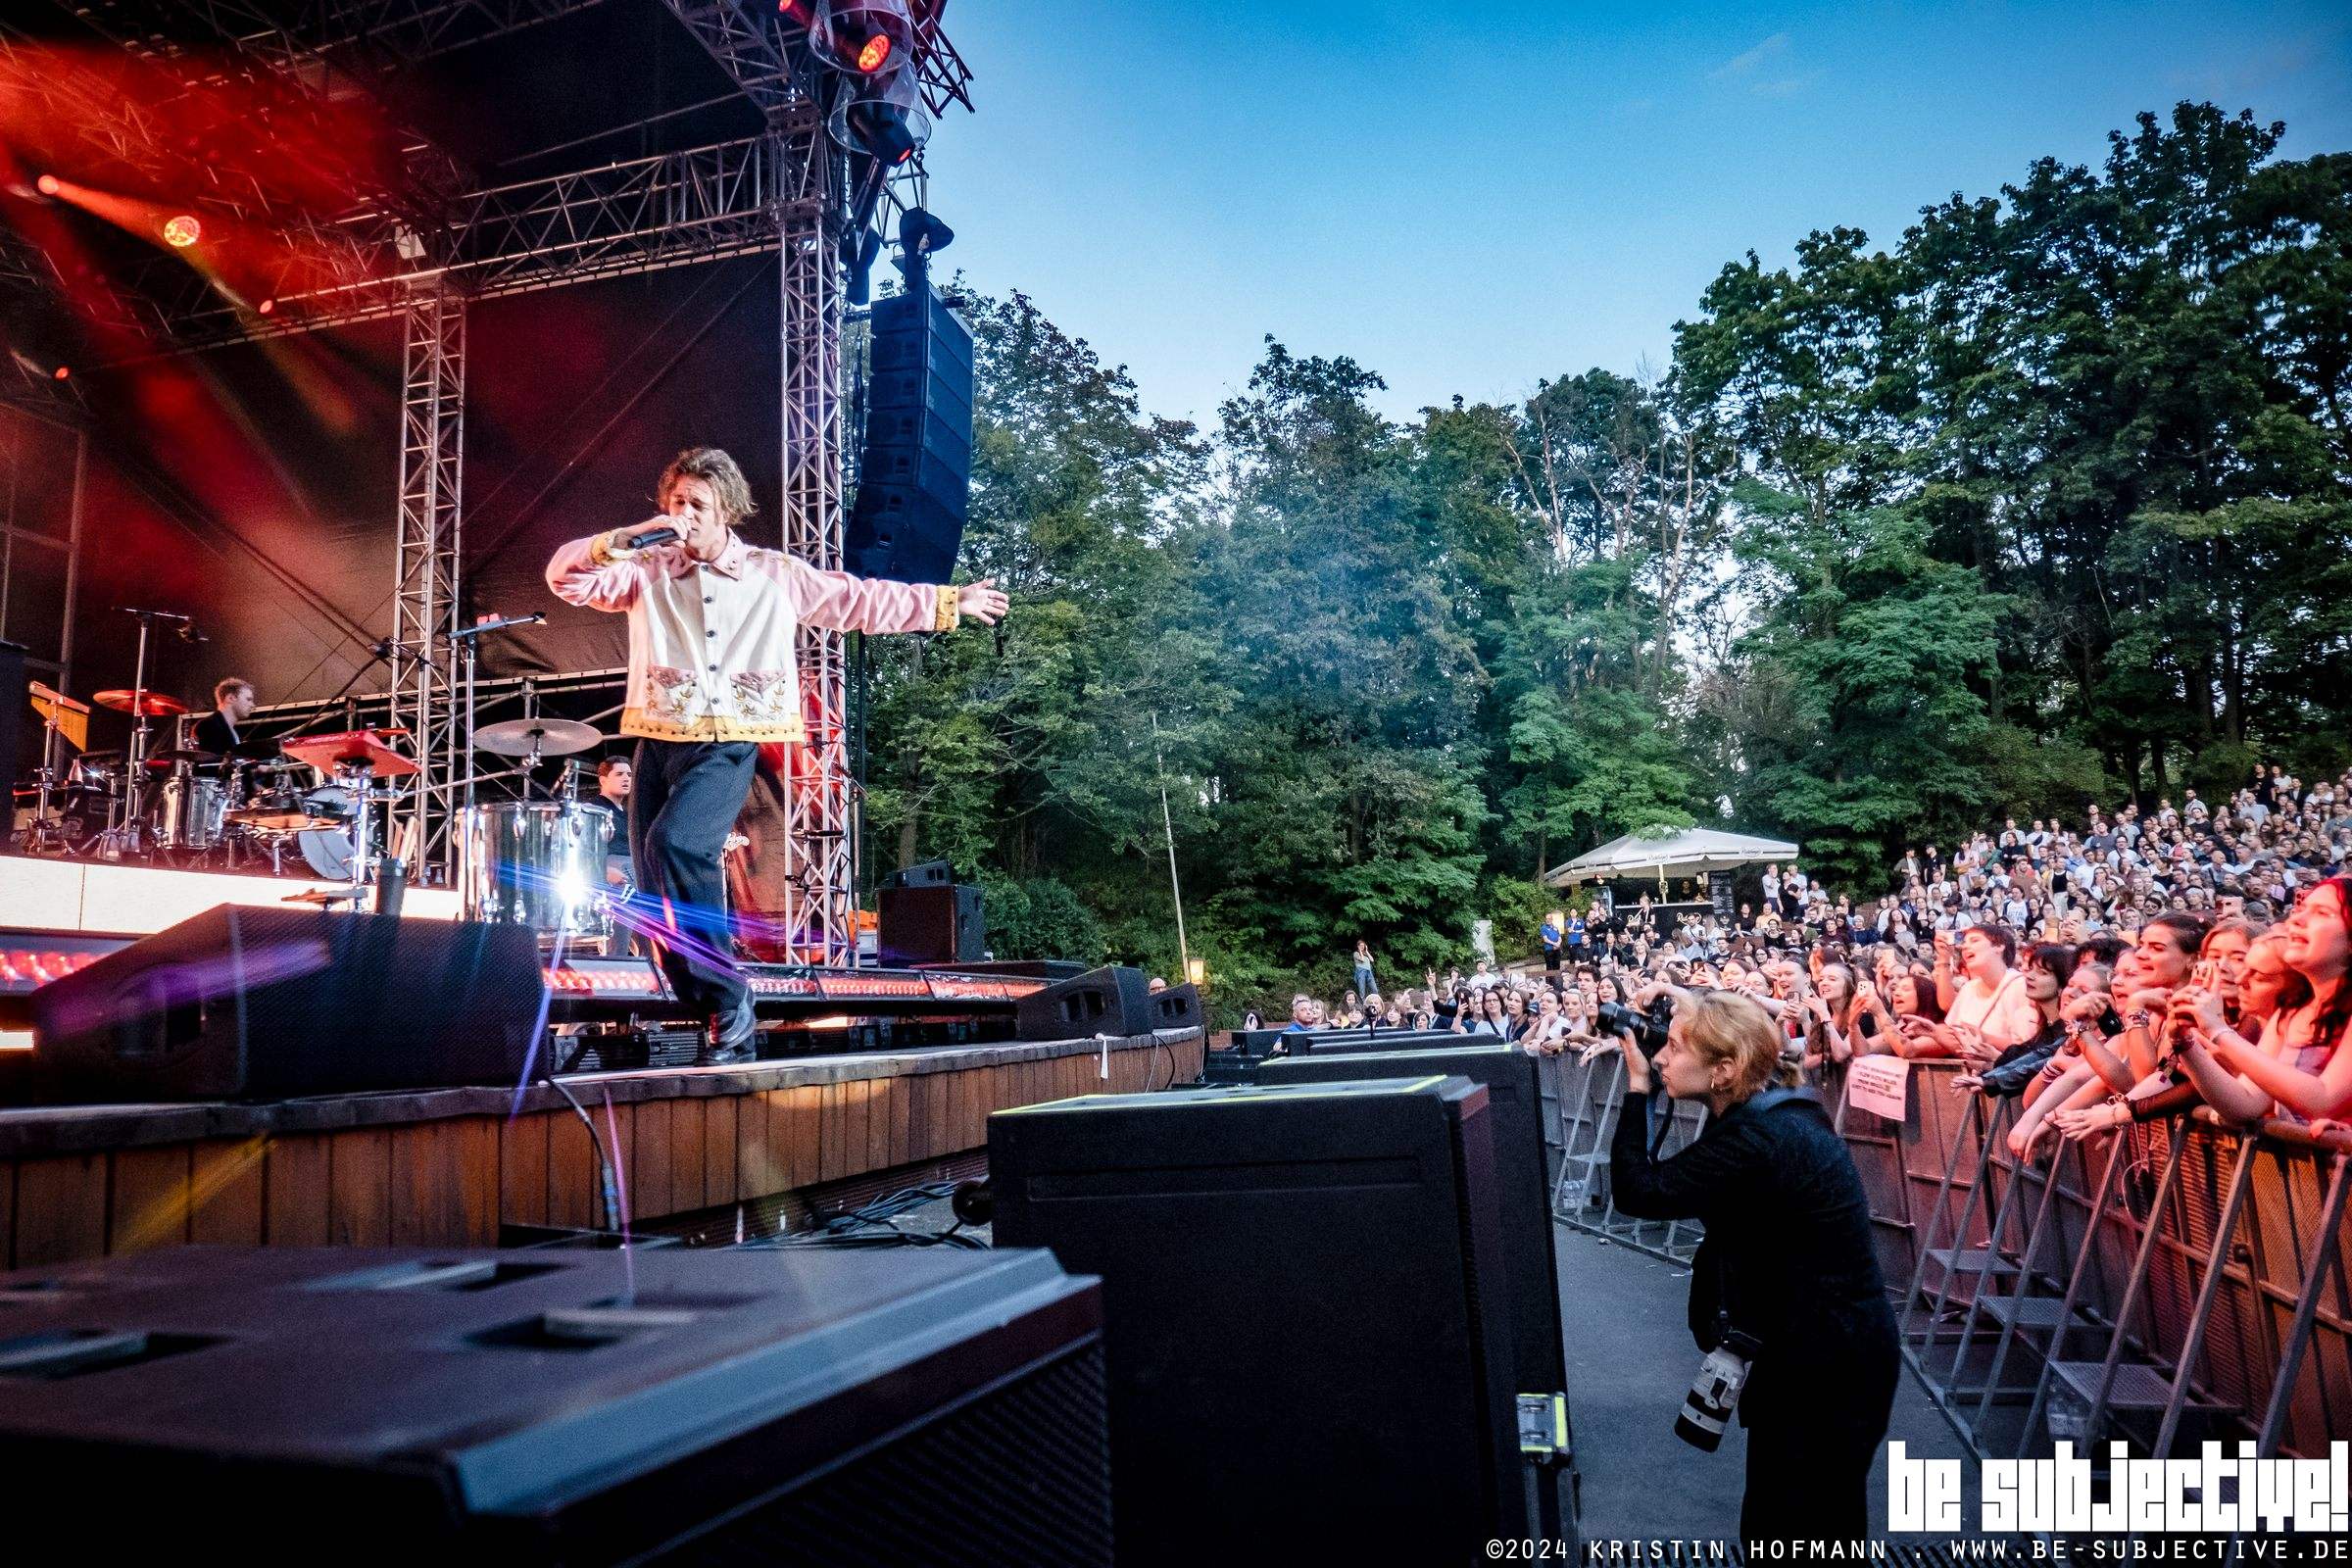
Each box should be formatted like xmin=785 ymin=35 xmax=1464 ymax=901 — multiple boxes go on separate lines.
xmin=546 ymin=531 xmax=957 ymax=743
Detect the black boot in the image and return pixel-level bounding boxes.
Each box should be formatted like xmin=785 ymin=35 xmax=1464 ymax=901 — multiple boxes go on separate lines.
xmin=697 ymin=995 xmax=757 ymax=1066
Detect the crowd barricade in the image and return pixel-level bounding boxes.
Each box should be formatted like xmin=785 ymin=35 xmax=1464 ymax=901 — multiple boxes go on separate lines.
xmin=1538 ymin=1048 xmax=2352 ymax=1458
xmin=1540 ymin=1048 xmax=1709 ymax=1263
xmin=1840 ymin=1057 xmax=2352 ymax=1462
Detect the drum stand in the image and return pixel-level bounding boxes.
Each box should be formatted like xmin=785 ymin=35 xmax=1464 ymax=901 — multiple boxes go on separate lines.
xmin=332 ymin=761 xmax=382 ymax=899
xmin=20 ymin=699 xmax=74 ymax=856
xmin=98 ymin=610 xmax=172 ymax=860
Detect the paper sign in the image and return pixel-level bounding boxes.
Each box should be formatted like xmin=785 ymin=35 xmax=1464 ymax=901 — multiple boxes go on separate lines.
xmin=1845 ymin=1055 xmax=1911 ymax=1121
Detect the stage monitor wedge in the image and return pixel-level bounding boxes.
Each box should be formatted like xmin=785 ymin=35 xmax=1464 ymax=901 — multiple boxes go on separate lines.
xmin=24 ymin=905 xmax=549 ymax=1102
xmin=0 ymin=1245 xmax=1112 ymax=1565
xmin=1253 ymin=1045 xmax=1575 ymax=1481
xmin=1014 ymin=965 xmax=1151 ymax=1041
xmin=988 ymin=1075 xmax=1529 ymax=1564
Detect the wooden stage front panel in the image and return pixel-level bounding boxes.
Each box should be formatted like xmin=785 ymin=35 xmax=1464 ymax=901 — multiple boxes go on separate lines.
xmin=0 ymin=1030 xmax=1202 ymax=1269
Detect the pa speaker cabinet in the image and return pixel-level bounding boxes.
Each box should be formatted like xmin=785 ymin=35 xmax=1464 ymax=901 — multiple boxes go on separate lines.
xmin=1254 ymin=1045 xmax=1571 ymax=1402
xmin=1015 ymin=965 xmax=1151 ymax=1041
xmin=881 ymin=858 xmax=955 ymax=889
xmin=0 ymin=638 xmax=24 ymax=796
xmin=989 ymin=1076 xmax=1528 ymax=1564
xmin=24 ymin=905 xmax=549 ymax=1102
xmin=1146 ymin=981 xmax=1201 ymax=1033
xmin=0 ymin=1245 xmax=1111 ymax=1565
xmin=877 ymin=882 xmax=984 ymax=966
xmin=1229 ymin=1026 xmax=1461 ymax=1056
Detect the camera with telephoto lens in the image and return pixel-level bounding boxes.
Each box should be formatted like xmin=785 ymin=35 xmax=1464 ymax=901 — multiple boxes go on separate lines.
xmin=1594 ymin=994 xmax=1678 ymax=1057
xmin=1675 ymin=1327 xmax=1763 ymax=1451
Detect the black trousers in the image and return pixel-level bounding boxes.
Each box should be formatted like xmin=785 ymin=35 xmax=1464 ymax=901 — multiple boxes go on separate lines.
xmin=1738 ymin=1353 xmax=1896 ymax=1546
xmin=628 ymin=739 xmax=759 ymax=1016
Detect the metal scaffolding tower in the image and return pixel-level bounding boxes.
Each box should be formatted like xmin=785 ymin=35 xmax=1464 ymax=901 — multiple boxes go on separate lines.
xmin=390 ymin=287 xmax=466 ymax=870
xmin=777 ymin=101 xmax=853 ymax=965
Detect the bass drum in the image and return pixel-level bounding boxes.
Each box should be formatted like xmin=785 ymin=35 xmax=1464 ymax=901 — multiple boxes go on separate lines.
xmin=294 ymin=787 xmax=360 ymax=879
xmin=456 ymin=801 xmax=616 ymax=942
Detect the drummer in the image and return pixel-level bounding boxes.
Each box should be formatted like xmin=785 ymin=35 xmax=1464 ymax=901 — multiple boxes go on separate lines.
xmin=191 ymin=678 xmax=256 ymax=760
xmin=581 ymin=757 xmax=634 ymax=889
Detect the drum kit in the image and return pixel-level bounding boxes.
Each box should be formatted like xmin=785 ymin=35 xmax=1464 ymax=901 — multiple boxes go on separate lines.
xmin=11 ymin=673 xmax=636 ymax=949
xmin=11 ymin=682 xmax=406 ymax=879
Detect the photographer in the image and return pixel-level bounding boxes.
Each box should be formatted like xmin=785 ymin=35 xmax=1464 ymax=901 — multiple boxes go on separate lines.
xmin=1595 ymin=989 xmax=1898 ymax=1544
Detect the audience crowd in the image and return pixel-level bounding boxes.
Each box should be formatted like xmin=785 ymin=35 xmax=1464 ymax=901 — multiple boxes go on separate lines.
xmin=1272 ymin=766 xmax=2352 ymax=1138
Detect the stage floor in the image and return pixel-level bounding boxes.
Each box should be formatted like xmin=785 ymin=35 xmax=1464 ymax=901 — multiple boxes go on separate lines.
xmin=0 ymin=852 xmax=462 ymax=933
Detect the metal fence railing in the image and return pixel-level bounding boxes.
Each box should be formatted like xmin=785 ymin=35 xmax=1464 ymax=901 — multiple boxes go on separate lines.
xmin=1843 ymin=1057 xmax=2352 ymax=1463
xmin=1542 ymin=1050 xmax=1709 ymax=1264
xmin=1541 ymin=1049 xmax=2352 ymax=1461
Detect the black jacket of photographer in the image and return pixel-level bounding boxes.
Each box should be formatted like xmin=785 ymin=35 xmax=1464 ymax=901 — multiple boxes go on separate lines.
xmin=1610 ymin=1081 xmax=1896 ymax=1432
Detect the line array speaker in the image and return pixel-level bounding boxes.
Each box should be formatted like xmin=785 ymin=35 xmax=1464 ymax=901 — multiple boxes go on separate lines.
xmin=847 ymin=276 xmax=973 ymax=584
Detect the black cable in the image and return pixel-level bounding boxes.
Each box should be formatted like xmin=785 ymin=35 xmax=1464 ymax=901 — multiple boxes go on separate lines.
xmin=765 ymin=1181 xmax=983 ymax=1250
xmin=546 ymin=1072 xmax=620 ymax=1234
xmin=270 ymin=642 xmax=392 ymax=743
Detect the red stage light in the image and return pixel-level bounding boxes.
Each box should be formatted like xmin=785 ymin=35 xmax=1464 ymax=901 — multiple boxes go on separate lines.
xmin=34 ymin=173 xmax=60 ymax=197
xmin=51 ymin=366 xmax=70 ymax=380
xmin=256 ymin=298 xmax=275 ymax=316
xmin=778 ymin=0 xmax=808 ymax=15
xmin=856 ymin=33 xmax=892 ymax=72
xmin=163 ymin=215 xmax=202 ymax=247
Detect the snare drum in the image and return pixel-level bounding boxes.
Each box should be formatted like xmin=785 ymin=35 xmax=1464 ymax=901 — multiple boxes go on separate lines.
xmin=456 ymin=801 xmax=617 ymax=941
xmin=230 ymin=787 xmax=348 ymax=834
xmin=156 ymin=773 xmax=229 ymax=850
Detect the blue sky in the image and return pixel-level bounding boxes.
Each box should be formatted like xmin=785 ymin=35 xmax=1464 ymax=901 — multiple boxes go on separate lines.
xmin=918 ymin=1 xmax=2352 ymax=427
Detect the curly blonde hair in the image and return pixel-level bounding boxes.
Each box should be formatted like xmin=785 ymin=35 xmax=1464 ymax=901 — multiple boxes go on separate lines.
xmin=1678 ymin=989 xmax=1793 ymax=1098
xmin=658 ymin=447 xmax=759 ymax=525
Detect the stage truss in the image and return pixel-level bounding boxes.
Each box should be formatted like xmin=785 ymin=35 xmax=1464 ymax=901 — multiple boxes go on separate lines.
xmin=0 ymin=0 xmax=972 ymax=965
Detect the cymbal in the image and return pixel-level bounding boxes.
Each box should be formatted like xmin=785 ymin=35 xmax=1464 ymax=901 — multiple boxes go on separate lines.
xmin=93 ymin=688 xmax=190 ymax=717
xmin=147 ymin=748 xmax=221 ymax=765
xmin=474 ymin=716 xmax=602 ymax=758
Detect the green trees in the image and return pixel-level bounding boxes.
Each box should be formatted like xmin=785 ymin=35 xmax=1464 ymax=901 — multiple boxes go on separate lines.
xmin=1683 ymin=104 xmax=2351 ymax=869
xmin=861 ymin=102 xmax=2351 ymax=1020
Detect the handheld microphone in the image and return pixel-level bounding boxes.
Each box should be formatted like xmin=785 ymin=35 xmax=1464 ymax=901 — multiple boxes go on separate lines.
xmin=623 ymin=523 xmax=680 ymax=551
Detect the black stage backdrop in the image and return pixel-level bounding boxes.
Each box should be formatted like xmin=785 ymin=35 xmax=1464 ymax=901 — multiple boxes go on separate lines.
xmin=65 ymin=319 xmax=404 ymax=756
xmin=463 ymin=253 xmax=782 ymax=684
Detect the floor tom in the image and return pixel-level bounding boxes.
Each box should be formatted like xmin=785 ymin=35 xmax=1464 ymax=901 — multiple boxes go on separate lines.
xmin=456 ymin=801 xmax=617 ymax=941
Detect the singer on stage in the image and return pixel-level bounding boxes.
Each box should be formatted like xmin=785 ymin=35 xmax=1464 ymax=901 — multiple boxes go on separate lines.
xmin=548 ymin=447 xmax=1007 ymax=1062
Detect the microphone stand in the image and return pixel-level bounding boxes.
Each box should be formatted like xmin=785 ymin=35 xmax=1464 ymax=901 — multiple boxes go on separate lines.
xmin=444 ymin=612 xmax=546 ymax=822
xmin=110 ymin=608 xmax=188 ymax=857
xmin=419 ymin=612 xmax=548 ymax=879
